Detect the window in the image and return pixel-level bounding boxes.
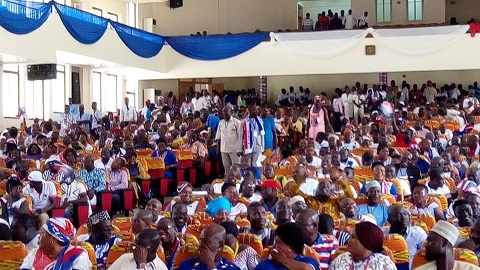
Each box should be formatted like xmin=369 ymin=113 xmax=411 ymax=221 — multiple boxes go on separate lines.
xmin=52 ymin=65 xmax=65 ymax=112
xmin=108 ymin=12 xmax=118 ymax=22
xmin=25 ymin=80 xmax=44 ymax=119
xmin=377 ymin=0 xmax=391 ymax=23
xmin=92 ymin=7 xmax=102 ymax=17
xmin=408 ymin=0 xmax=423 ymax=21
xmin=126 ymin=79 xmax=137 ymax=108
xmin=105 ymin=74 xmax=117 ymax=112
xmin=2 ymin=65 xmax=19 ymax=117
xmin=93 ymin=72 xmax=101 ymax=109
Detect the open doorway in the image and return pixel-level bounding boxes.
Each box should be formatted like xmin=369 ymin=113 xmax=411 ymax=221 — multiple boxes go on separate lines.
xmin=297 ymin=0 xmax=351 ymax=26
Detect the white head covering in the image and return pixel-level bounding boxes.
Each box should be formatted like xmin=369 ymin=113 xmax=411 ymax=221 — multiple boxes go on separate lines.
xmin=430 ymin=220 xmax=459 ymax=246
xmin=288 ymin=195 xmax=306 ymax=206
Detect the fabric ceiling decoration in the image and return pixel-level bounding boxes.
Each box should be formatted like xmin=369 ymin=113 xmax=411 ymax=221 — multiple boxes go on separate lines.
xmin=110 ymin=21 xmax=165 ymax=58
xmin=0 ymin=0 xmax=52 ymax=34
xmin=371 ymin=25 xmax=470 ymax=56
xmin=53 ymin=2 xmax=108 ymax=44
xmin=270 ymin=29 xmax=369 ymax=59
xmin=165 ymin=33 xmax=269 ymax=61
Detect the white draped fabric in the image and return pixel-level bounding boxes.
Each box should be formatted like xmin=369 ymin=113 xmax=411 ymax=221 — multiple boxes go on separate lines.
xmin=370 ymin=25 xmax=470 ymax=56
xmin=269 ymin=29 xmax=369 ymax=59
xmin=269 ymin=25 xmax=470 ymax=58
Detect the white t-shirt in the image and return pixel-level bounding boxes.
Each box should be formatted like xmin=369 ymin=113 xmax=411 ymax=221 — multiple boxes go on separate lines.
xmin=343 ymin=14 xmax=356 ymax=29
xmin=463 ymin=97 xmax=479 ymax=114
xmin=299 ymin=178 xmax=319 ymax=197
xmin=94 ymin=158 xmax=113 ymax=170
xmin=306 ymin=156 xmax=322 ymax=167
xmin=425 ymin=181 xmax=451 ymax=198
xmin=104 ymin=253 xmax=167 ymax=270
xmin=230 ymin=202 xmax=248 ymax=220
xmin=22 ymin=182 xmax=56 ymax=211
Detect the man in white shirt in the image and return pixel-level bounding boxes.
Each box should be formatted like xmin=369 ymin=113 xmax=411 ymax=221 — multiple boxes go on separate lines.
xmin=59 ymin=105 xmax=76 ymax=137
xmin=343 ymin=9 xmax=355 ymax=29
xmin=215 ymin=106 xmax=242 ymax=172
xmin=120 ymin=97 xmax=137 ymax=124
xmin=424 ymin=80 xmax=438 ymax=103
xmin=196 ymin=90 xmax=209 ymax=111
xmin=426 ymin=168 xmax=451 ymax=198
xmin=341 ymin=87 xmax=354 ymax=120
xmin=24 ymin=123 xmax=41 ymax=147
xmin=94 ymin=147 xmax=113 ymax=170
xmin=358 ymin=11 xmax=369 ymax=28
xmin=293 ymin=165 xmax=319 ymax=197
xmin=275 ymin=88 xmax=288 ymax=106
xmin=22 ymin=171 xmax=56 ymax=224
xmin=108 ymin=229 xmax=168 ymax=270
xmin=302 ymin=13 xmax=314 ymax=31
xmin=450 ymin=83 xmax=461 ymax=100
xmin=463 ymin=89 xmax=479 ymax=115
xmin=305 ymin=146 xmax=322 ymax=167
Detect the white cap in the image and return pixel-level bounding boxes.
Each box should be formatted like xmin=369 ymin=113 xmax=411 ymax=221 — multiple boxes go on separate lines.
xmin=288 ymin=195 xmax=305 ymax=206
xmin=430 ymin=220 xmax=459 ymax=246
xmin=28 ymin=171 xmax=44 ymax=182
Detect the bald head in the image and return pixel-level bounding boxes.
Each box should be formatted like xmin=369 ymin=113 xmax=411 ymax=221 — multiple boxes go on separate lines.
xmin=295 ymin=208 xmax=319 ymax=222
xmin=83 ymin=154 xmax=95 ymax=171
xmin=200 ymin=224 xmax=226 ymax=260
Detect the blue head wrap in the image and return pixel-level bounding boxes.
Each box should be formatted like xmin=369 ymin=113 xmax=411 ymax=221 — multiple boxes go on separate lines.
xmin=206 ymin=197 xmax=231 ymax=217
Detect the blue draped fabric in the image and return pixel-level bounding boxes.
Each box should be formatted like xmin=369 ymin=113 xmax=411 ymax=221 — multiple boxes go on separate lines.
xmin=110 ymin=21 xmax=165 ymax=58
xmin=165 ymin=33 xmax=269 ymax=60
xmin=0 ymin=0 xmax=51 ymax=34
xmin=53 ymin=2 xmax=108 ymax=44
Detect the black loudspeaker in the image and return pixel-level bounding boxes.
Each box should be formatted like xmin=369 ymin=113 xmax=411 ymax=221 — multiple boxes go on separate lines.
xmin=170 ymin=0 xmax=183 ymax=8
xmin=27 ymin=64 xmax=57 ymax=81
xmin=71 ymin=72 xmax=81 ymax=104
xmin=154 ymin=90 xmax=162 ymax=96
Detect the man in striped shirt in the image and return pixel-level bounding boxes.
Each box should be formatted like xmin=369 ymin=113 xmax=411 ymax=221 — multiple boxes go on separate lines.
xmin=296 ymin=209 xmax=338 ymax=270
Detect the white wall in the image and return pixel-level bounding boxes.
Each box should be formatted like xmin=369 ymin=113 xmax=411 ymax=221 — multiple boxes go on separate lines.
xmin=353 ymin=0 xmax=445 ymax=26
xmin=138 ymin=0 xmax=298 ymax=36
xmin=73 ymin=0 xmax=127 ymax=22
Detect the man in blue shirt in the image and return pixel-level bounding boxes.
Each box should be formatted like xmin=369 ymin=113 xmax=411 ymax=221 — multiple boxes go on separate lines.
xmin=68 ymin=97 xmax=78 ymax=116
xmin=178 ymin=224 xmax=240 ymax=270
xmin=151 ymin=138 xmax=178 ymax=179
xmin=357 ymin=180 xmax=390 ymax=226
xmin=206 ymin=110 xmax=220 ymax=138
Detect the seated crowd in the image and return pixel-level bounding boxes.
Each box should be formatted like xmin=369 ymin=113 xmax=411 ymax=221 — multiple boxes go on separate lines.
xmin=1 ymin=79 xmax=480 ymax=269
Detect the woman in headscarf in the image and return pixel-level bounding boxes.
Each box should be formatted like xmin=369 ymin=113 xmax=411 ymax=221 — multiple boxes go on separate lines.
xmin=329 ymin=222 xmax=396 ymax=269
xmin=206 ymin=197 xmax=231 ymax=224
xmin=221 ymin=221 xmax=259 ymax=270
xmin=20 ymin=217 xmax=92 ymax=270
xmin=308 ymin=96 xmax=331 ymax=139
xmin=80 ymin=211 xmax=121 ymax=270
xmin=165 ymin=181 xmax=202 ymax=215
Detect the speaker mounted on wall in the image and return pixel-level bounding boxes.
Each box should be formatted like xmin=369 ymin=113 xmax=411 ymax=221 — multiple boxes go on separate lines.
xmin=170 ymin=0 xmax=183 ymax=9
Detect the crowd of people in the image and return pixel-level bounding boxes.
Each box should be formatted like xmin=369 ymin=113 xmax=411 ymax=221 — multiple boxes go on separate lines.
xmin=1 ymin=78 xmax=480 ymax=269
xmin=301 ymin=9 xmax=369 ymax=31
